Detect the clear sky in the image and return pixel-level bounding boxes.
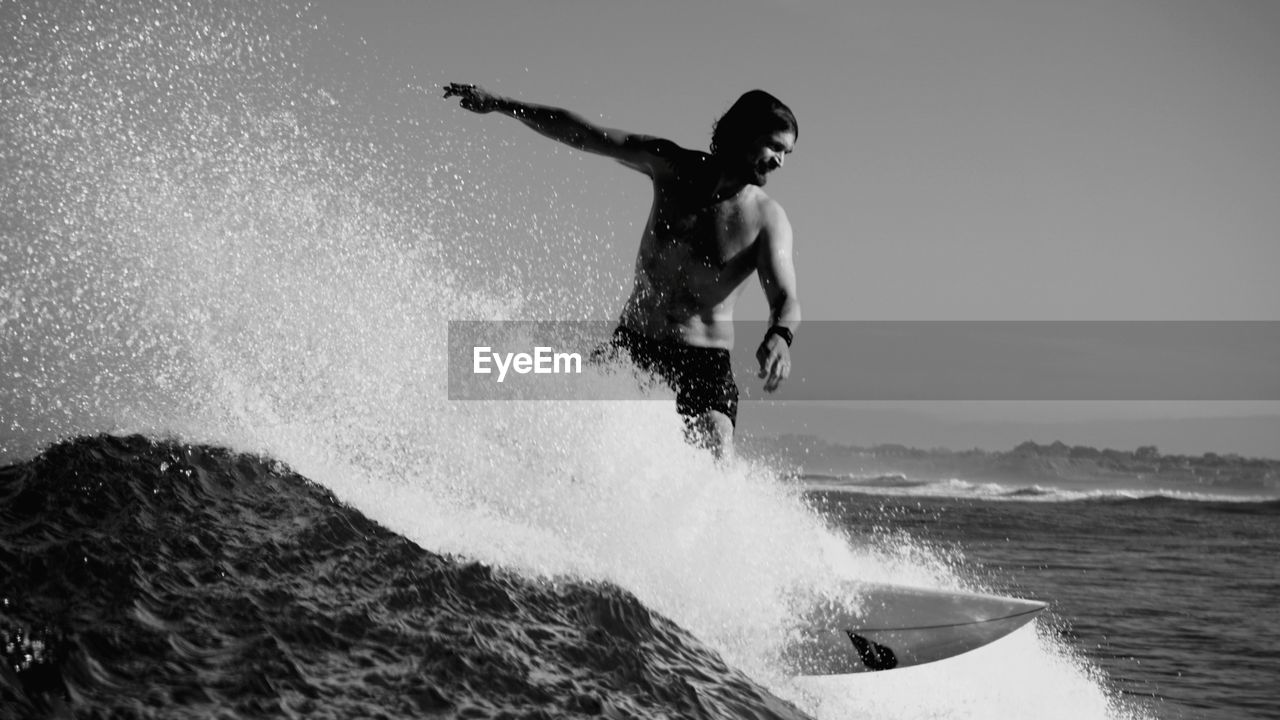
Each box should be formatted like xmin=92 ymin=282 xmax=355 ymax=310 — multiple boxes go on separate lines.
xmin=313 ymin=0 xmax=1280 ymax=455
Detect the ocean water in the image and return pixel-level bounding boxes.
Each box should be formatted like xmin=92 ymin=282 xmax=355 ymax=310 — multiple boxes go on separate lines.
xmin=8 ymin=440 xmax=1277 ymax=720
xmin=1 ymin=435 xmax=812 ymax=719
xmin=804 ymin=484 xmax=1280 ymax=720
xmin=0 ymin=2 xmax=1259 ymax=718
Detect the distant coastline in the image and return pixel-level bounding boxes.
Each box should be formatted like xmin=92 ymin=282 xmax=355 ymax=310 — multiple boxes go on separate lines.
xmin=741 ymin=435 xmax=1280 ymax=492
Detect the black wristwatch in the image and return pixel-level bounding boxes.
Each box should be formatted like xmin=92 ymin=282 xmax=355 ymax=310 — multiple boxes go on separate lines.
xmin=764 ymin=325 xmax=793 ymax=347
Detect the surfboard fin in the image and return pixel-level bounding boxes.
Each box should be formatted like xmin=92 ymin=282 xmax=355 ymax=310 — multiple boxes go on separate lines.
xmin=847 ymin=632 xmax=898 ymax=671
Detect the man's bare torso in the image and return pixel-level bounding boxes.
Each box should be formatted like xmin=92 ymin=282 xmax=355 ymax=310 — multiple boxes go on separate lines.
xmin=619 ymin=152 xmax=771 ymax=350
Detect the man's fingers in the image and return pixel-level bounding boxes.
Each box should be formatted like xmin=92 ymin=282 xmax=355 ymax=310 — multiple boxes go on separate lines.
xmin=761 ymin=354 xmax=781 ymax=392
xmin=442 ymin=83 xmax=476 ymax=99
xmin=761 ymin=352 xmax=791 ymax=393
xmin=758 ymin=348 xmax=784 ymax=373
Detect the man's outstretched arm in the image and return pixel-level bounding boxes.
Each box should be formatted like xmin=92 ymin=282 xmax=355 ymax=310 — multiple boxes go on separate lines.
xmin=443 ymin=83 xmax=673 ymax=175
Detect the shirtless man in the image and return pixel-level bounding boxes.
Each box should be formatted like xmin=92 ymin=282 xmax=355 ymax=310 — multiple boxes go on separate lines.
xmin=444 ymin=84 xmax=801 ymax=459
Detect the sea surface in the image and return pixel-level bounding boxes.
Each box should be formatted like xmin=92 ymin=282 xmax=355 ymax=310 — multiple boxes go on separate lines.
xmin=6 ymin=437 xmax=1278 ymax=719
xmin=801 ymin=481 xmax=1280 ymax=720
xmin=1 ymin=435 xmax=808 ymax=719
xmin=3 ymin=2 xmax=1275 ymax=719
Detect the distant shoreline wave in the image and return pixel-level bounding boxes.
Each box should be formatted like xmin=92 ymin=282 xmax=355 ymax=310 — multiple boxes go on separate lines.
xmin=792 ymin=472 xmax=928 ymax=489
xmin=798 ymin=474 xmax=1280 ymax=507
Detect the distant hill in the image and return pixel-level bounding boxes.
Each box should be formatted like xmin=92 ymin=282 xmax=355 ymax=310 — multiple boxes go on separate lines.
xmin=739 ymin=435 xmax=1280 ymax=491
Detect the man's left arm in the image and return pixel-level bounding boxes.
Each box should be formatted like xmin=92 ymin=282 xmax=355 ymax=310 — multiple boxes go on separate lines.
xmin=755 ymin=201 xmax=801 ymax=393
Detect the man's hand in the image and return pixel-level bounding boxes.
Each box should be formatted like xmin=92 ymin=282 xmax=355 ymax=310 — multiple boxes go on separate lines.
xmin=443 ymin=83 xmax=501 ymax=114
xmin=756 ymin=334 xmax=792 ymax=393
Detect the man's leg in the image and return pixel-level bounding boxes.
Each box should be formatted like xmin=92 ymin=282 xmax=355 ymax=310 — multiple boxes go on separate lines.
xmin=675 ymin=345 xmax=738 ymax=461
xmin=684 ymin=411 xmax=735 ymax=462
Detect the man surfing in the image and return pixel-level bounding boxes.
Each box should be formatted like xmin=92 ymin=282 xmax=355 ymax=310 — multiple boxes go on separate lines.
xmin=444 ymin=84 xmax=801 ymax=459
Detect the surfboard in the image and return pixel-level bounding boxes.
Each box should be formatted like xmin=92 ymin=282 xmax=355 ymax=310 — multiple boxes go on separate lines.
xmin=787 ymin=583 xmax=1046 ymax=675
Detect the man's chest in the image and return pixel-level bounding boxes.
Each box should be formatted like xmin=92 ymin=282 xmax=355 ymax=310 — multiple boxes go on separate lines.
xmin=650 ymin=197 xmax=757 ymax=267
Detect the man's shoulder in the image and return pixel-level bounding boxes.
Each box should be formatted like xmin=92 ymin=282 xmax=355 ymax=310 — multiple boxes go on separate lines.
xmin=623 ymin=136 xmax=703 ymax=162
xmin=623 ymin=136 xmax=705 ymax=178
xmin=750 ymin=192 xmax=791 ymax=245
xmin=744 ymin=187 xmax=787 ymax=221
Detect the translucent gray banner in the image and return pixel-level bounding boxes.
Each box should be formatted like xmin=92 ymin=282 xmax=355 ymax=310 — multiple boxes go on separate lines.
xmin=447 ymin=321 xmax=1280 ymax=401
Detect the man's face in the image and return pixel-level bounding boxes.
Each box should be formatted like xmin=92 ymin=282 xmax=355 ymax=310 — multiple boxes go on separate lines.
xmin=740 ymin=130 xmax=796 ymax=186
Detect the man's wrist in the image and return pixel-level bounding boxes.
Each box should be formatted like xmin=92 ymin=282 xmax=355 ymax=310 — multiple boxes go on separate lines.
xmin=764 ymin=325 xmax=793 ymax=347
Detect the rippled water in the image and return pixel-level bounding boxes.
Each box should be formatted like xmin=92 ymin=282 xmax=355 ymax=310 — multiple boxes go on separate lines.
xmin=1 ymin=435 xmax=809 ymax=719
xmin=813 ymin=491 xmax=1280 ymax=720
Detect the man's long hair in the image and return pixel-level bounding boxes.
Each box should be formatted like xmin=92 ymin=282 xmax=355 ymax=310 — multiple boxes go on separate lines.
xmin=710 ymin=90 xmax=798 ymax=157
